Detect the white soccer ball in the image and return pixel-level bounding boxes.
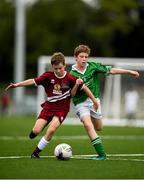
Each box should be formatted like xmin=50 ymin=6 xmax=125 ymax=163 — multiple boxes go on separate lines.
xmin=54 ymin=143 xmax=72 ymax=160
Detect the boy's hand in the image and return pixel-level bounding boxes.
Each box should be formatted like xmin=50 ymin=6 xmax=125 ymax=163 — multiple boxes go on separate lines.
xmin=93 ymin=101 xmax=98 ymax=111
xmin=76 ymin=78 xmax=83 ymax=85
xmin=130 ymin=71 xmax=139 ymax=78
xmin=5 ymin=83 xmax=17 ymax=91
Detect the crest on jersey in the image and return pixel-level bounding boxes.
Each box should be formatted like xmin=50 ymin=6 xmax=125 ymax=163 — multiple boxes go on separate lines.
xmin=53 ymin=83 xmax=62 ymax=94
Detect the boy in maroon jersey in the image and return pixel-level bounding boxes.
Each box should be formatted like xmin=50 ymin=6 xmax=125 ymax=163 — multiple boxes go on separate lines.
xmin=5 ymin=52 xmax=98 ymax=158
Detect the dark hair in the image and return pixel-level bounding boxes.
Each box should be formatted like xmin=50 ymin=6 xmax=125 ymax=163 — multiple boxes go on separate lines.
xmin=51 ymin=52 xmax=65 ymax=65
xmin=74 ymin=45 xmax=91 ymax=57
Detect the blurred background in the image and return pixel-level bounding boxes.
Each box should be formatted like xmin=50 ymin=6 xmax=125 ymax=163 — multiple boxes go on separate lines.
xmin=0 ymin=0 xmax=144 ymax=126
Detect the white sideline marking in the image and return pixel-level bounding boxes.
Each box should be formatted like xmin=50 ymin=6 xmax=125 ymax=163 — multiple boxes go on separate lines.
xmin=0 ymin=135 xmax=144 ymax=140
xmin=109 ymin=158 xmax=144 ymax=162
xmin=0 ymin=154 xmax=144 ymax=162
xmin=74 ymin=154 xmax=144 ymax=157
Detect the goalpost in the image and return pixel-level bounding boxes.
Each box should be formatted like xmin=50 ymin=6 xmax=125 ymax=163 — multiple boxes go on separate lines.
xmin=103 ymin=61 xmax=144 ymax=119
xmin=37 ymin=56 xmax=144 ymax=126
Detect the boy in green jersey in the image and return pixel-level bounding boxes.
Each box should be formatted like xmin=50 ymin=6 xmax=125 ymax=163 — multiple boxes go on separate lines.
xmin=70 ymin=44 xmax=139 ymax=160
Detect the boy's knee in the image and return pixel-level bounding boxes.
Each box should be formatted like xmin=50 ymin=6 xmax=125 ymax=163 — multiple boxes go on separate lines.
xmin=84 ymin=123 xmax=93 ymax=131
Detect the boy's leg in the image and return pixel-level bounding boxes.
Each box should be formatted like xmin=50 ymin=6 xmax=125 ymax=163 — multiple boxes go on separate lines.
xmin=31 ymin=137 xmax=48 ymax=158
xmin=91 ymin=117 xmax=103 ymax=131
xmin=91 ymin=137 xmax=106 ymax=160
xmin=91 ymin=98 xmax=103 ymax=131
xmin=31 ymin=116 xmax=61 ymax=158
xmin=29 ymin=118 xmax=47 ymax=139
xmin=82 ymin=116 xmax=106 ymax=160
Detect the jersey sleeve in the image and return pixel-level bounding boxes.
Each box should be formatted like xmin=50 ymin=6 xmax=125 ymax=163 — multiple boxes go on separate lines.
xmin=91 ymin=62 xmax=112 ymax=75
xmin=33 ymin=72 xmax=50 ymax=86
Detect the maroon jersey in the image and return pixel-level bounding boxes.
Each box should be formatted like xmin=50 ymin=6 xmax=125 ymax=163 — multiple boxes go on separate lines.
xmin=34 ymin=71 xmax=77 ymax=112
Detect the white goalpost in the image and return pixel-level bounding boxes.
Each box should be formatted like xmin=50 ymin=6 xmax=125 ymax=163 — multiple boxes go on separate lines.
xmin=103 ymin=62 xmax=144 ymax=119
xmin=37 ymin=56 xmax=144 ymax=126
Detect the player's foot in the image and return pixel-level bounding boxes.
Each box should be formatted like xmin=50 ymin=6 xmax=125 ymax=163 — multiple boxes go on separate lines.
xmin=89 ymin=155 xmax=107 ymax=160
xmin=95 ymin=155 xmax=107 ymax=160
xmin=31 ymin=147 xmax=41 ymax=159
xmin=31 ymin=153 xmax=40 ymax=159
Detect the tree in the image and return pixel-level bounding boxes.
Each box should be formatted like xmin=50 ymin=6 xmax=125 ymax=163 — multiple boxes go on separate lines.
xmin=0 ymin=0 xmax=15 ymax=82
xmin=26 ymin=0 xmax=140 ymax=60
xmin=85 ymin=0 xmax=140 ymax=56
xmin=0 ymin=0 xmax=142 ymax=83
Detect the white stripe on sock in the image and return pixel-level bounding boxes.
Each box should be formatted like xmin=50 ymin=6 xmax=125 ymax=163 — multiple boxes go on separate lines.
xmin=38 ymin=137 xmax=49 ymax=150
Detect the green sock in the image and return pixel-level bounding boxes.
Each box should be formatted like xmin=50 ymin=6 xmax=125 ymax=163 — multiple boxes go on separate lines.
xmin=91 ymin=137 xmax=106 ymax=157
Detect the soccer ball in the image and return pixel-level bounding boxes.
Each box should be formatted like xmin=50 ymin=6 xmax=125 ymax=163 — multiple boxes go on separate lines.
xmin=54 ymin=143 xmax=72 ymax=160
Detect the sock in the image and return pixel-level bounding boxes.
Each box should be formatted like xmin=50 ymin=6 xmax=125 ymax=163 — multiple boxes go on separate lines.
xmin=29 ymin=131 xmax=37 ymax=139
xmin=37 ymin=136 xmax=49 ymax=151
xmin=91 ymin=137 xmax=106 ymax=157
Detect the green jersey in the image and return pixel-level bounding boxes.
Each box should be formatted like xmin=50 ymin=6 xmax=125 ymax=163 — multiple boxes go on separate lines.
xmin=70 ymin=61 xmax=112 ymax=105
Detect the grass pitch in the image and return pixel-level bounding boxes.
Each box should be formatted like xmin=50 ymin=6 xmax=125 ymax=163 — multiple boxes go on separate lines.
xmin=0 ymin=116 xmax=144 ymax=179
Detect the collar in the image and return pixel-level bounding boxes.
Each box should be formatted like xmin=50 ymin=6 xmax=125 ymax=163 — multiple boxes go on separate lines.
xmin=54 ymin=71 xmax=67 ymax=79
xmin=71 ymin=63 xmax=89 ymax=75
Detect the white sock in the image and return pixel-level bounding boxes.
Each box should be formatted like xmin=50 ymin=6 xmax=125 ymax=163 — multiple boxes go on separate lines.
xmin=38 ymin=136 xmax=49 ymax=150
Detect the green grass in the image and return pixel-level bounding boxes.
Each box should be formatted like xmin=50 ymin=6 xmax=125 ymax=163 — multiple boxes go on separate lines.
xmin=0 ymin=116 xmax=144 ymax=179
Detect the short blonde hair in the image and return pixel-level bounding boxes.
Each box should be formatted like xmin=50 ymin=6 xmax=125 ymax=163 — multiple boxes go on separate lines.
xmin=51 ymin=52 xmax=65 ymax=65
xmin=74 ymin=45 xmax=91 ymax=57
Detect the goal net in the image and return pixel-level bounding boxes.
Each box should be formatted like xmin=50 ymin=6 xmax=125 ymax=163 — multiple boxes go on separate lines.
xmin=37 ymin=56 xmax=144 ymax=126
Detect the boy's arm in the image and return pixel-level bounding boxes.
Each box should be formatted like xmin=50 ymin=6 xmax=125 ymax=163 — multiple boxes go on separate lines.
xmin=5 ymin=79 xmax=34 ymax=91
xmin=71 ymin=78 xmax=83 ymax=97
xmin=110 ymin=68 xmax=139 ymax=77
xmin=82 ymin=85 xmax=98 ymax=110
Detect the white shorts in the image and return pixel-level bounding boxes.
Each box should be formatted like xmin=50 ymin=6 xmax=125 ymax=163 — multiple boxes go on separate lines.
xmin=75 ymin=98 xmax=102 ymax=121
